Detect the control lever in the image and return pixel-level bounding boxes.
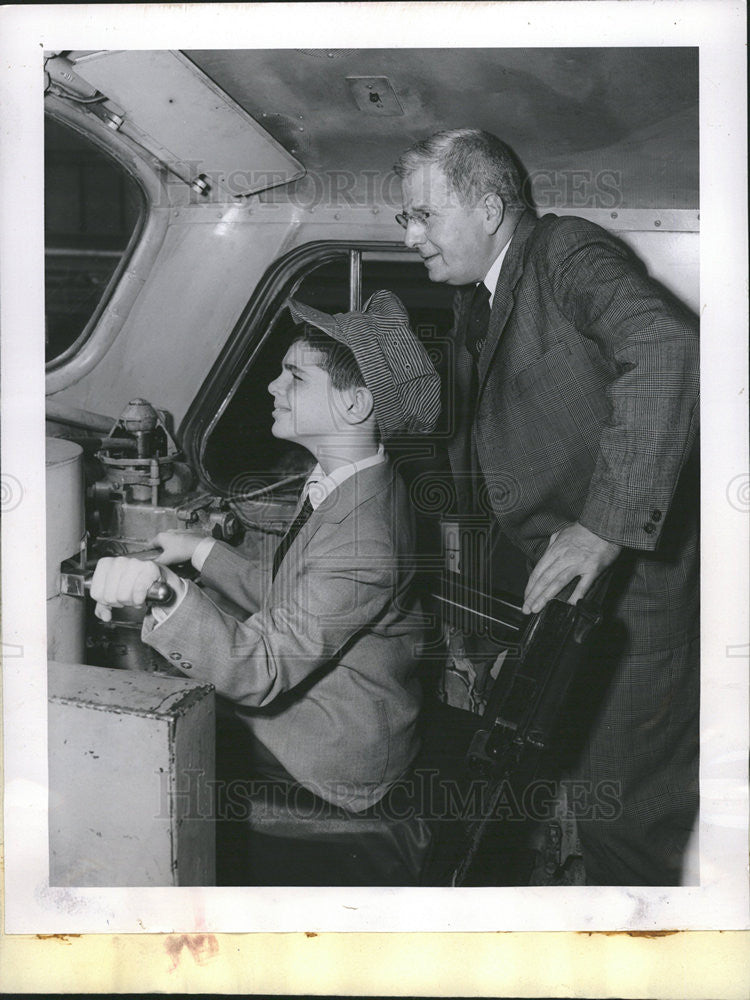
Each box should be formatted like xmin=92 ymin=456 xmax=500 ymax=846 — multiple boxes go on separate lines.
xmin=59 ymin=549 xmax=176 ymax=607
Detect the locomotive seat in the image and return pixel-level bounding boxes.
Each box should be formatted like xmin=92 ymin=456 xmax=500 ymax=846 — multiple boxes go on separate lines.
xmin=213 ymin=710 xmax=432 ymax=887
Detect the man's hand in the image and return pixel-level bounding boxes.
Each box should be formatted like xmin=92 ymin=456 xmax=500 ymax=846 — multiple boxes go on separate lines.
xmin=90 ymin=557 xmax=178 ymax=622
xmin=149 ymin=530 xmax=203 ymax=565
xmin=522 ymin=522 xmax=621 ymax=615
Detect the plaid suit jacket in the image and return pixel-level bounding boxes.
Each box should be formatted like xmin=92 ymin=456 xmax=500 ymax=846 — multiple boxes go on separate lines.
xmin=143 ymin=460 xmax=423 ymax=812
xmin=447 ymin=211 xmax=699 ymax=654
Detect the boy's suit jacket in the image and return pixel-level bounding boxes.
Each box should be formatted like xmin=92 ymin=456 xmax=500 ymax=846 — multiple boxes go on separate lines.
xmin=447 ymin=211 xmax=699 ymax=654
xmin=143 ymin=460 xmax=423 ymax=812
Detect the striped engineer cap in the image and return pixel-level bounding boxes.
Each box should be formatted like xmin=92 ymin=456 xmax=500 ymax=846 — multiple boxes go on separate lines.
xmin=287 ymin=290 xmax=441 ymax=436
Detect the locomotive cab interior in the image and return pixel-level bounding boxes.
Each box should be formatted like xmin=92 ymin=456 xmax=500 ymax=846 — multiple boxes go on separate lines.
xmin=40 ymin=47 xmax=700 ymax=887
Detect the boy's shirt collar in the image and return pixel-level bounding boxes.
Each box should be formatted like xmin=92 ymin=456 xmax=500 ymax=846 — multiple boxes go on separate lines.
xmin=304 ymin=445 xmax=386 ymax=510
xmin=187 ymin=445 xmax=387 ymax=580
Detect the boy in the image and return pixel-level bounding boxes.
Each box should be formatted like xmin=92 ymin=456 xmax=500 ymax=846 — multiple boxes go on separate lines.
xmin=91 ymin=290 xmax=440 ymax=879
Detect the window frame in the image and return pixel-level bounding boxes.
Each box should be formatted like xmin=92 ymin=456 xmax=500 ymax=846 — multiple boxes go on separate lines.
xmin=180 ymin=239 xmax=423 ymax=492
xmin=44 ymin=98 xmax=169 ymax=393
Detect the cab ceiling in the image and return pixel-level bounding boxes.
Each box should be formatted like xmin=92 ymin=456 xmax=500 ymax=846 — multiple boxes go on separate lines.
xmin=185 ymin=47 xmax=699 ymax=209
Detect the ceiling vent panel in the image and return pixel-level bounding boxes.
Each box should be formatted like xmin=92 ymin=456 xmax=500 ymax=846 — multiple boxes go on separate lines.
xmin=66 ymin=50 xmax=305 ymax=198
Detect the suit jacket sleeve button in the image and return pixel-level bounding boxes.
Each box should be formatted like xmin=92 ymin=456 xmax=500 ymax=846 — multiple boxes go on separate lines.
xmin=180 ymin=661 xmax=193 ymax=670
xmin=651 ymin=509 xmax=662 ymax=521
xmin=170 ymin=652 xmax=181 ymax=660
xmin=643 ymin=523 xmax=656 ymax=534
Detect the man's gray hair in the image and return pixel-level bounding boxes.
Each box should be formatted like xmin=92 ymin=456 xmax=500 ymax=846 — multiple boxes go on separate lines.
xmin=394 ymin=129 xmax=526 ymax=209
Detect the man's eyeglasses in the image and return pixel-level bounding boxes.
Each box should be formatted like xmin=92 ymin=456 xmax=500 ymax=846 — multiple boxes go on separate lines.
xmin=395 ymin=209 xmax=432 ymax=231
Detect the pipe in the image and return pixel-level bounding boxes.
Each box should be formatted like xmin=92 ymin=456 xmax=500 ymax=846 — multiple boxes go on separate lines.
xmin=46 ymin=399 xmax=115 ymax=433
xmin=61 ymin=436 xmax=136 ymax=453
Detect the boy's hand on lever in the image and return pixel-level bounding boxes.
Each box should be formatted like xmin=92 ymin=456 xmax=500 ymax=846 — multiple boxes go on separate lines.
xmin=91 ymin=557 xmax=180 ymax=622
xmin=522 ymin=522 xmax=621 ymax=615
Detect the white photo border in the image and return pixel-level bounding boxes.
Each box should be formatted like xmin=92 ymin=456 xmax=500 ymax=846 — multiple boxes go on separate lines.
xmin=1 ymin=0 xmax=747 ymax=937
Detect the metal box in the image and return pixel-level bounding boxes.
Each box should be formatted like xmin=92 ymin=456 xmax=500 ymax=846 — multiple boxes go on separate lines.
xmin=48 ymin=661 xmax=215 ymax=886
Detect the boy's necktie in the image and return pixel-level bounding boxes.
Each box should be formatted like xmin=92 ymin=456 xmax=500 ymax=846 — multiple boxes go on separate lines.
xmin=272 ymin=496 xmax=314 ymax=580
xmin=465 ymin=282 xmax=491 ymax=362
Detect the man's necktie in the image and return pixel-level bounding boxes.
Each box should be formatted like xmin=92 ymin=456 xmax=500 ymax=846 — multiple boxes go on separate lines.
xmin=465 ymin=282 xmax=491 ymax=362
xmin=272 ymin=496 xmax=314 ymax=580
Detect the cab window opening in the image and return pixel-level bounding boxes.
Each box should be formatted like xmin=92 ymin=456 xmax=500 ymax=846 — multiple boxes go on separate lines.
xmin=44 ymin=114 xmax=146 ymax=365
xmin=194 ymin=247 xmax=455 ymax=499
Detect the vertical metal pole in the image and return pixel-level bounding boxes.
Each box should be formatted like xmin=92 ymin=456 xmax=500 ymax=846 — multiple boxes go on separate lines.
xmin=150 ymin=458 xmax=159 ymax=506
xmin=349 ymin=250 xmax=362 ymax=312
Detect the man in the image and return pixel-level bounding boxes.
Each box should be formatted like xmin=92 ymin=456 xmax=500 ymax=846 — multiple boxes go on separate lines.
xmin=91 ymin=290 xmax=440 ymax=884
xmin=395 ymin=129 xmax=699 ymax=885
